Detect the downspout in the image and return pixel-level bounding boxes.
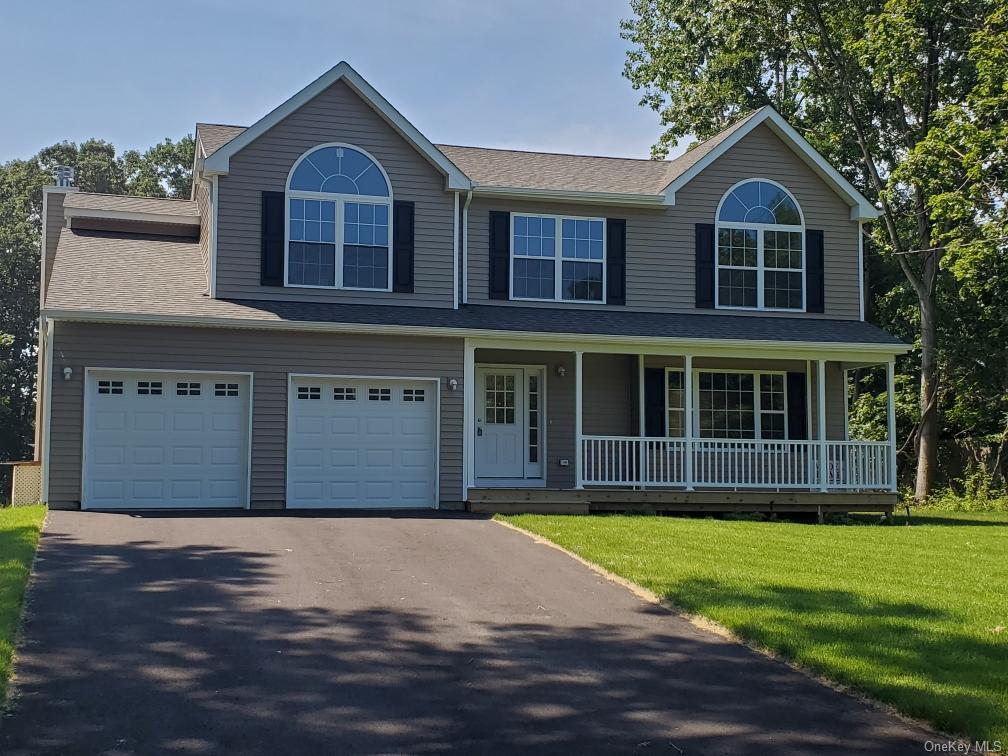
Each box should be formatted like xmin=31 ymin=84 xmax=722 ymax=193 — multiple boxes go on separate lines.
xmin=452 ymin=192 xmax=460 ymax=309
xmin=461 ymin=189 xmax=473 ymax=304
xmin=40 ymin=318 xmax=54 ymax=504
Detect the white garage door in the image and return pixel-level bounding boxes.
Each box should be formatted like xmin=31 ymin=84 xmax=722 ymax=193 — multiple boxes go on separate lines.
xmin=287 ymin=376 xmax=438 ymax=509
xmin=83 ymin=370 xmax=251 ymax=509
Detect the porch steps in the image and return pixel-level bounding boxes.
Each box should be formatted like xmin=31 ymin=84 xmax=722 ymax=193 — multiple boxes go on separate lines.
xmin=467 ymin=488 xmax=897 ymax=516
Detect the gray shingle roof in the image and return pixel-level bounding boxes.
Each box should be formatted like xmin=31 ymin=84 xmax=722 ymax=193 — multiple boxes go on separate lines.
xmin=196 ymin=123 xmax=247 ymax=157
xmin=45 ymin=228 xmax=904 ymax=347
xmin=194 ymin=110 xmax=762 ymax=197
xmin=63 ymin=192 xmax=199 ymax=217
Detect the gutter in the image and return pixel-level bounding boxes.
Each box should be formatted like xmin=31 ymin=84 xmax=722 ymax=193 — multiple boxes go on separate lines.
xmin=41 ymin=307 xmax=912 ymax=356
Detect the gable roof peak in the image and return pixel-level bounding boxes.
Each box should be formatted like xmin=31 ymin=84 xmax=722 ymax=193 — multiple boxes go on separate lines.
xmin=201 ymin=62 xmax=470 ymax=191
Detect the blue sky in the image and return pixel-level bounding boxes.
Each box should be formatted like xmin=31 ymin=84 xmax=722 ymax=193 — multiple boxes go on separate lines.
xmin=1 ymin=1 xmax=673 ymax=163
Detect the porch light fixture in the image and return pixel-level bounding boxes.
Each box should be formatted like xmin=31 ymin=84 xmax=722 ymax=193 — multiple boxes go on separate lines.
xmin=63 ymin=367 xmax=73 ymax=381
xmin=556 ymin=366 xmax=566 ymax=377
xmin=448 ymin=378 xmax=458 ymax=391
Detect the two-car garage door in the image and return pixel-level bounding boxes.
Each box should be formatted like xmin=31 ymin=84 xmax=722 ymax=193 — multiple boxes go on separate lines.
xmin=81 ymin=371 xmax=438 ymax=510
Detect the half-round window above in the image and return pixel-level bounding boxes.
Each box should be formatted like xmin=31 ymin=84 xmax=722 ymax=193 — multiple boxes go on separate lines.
xmin=289 ymin=145 xmax=390 ymax=197
xmin=718 ymin=180 xmax=801 ymax=225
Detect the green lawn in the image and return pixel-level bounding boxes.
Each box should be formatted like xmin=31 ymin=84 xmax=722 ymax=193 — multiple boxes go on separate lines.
xmin=0 ymin=505 xmax=46 ymax=703
xmin=500 ymin=510 xmax=1008 ymax=743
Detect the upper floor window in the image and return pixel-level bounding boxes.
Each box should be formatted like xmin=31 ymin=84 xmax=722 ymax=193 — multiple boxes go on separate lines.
xmin=715 ymin=180 xmax=804 ymax=311
xmin=286 ymin=144 xmax=392 ymax=291
xmin=511 ymin=214 xmax=605 ymax=302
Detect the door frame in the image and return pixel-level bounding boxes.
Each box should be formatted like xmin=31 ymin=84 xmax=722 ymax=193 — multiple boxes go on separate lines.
xmin=81 ymin=367 xmax=255 ymax=510
xmin=286 ymin=373 xmax=441 ymax=508
xmin=473 ymin=363 xmax=547 ymax=487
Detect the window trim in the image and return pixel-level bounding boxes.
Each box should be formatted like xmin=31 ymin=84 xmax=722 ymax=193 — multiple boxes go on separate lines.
xmin=663 ymin=368 xmax=686 ymax=438
xmin=665 ymin=368 xmax=790 ymax=441
xmin=508 ymin=212 xmax=607 ymax=304
xmin=714 ymin=178 xmax=806 ymax=312
xmin=283 ymin=143 xmax=393 ymax=293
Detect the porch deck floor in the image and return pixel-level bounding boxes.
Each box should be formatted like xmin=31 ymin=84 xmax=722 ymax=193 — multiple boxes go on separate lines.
xmin=467 ymin=488 xmax=898 ymax=516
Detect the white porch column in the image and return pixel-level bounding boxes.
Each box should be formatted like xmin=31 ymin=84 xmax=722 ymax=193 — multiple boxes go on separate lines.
xmin=886 ymin=359 xmax=898 ymax=491
xmin=463 ymin=340 xmax=476 ymax=493
xmin=817 ymin=359 xmax=828 ymax=491
xmin=637 ymin=354 xmax=646 ymax=436
xmin=684 ymin=354 xmax=694 ymax=491
xmin=574 ymin=351 xmax=584 ymax=489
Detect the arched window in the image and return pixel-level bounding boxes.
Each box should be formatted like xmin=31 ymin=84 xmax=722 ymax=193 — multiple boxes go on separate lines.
xmin=715 ymin=179 xmax=804 ymax=310
xmin=286 ymin=144 xmax=392 ymax=290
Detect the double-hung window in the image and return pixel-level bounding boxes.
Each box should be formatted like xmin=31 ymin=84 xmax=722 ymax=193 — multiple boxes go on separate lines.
xmin=715 ymin=180 xmax=804 ymax=310
xmin=663 ymin=368 xmax=787 ymax=439
xmin=286 ymin=144 xmax=392 ymax=291
xmin=511 ymin=214 xmax=605 ymax=302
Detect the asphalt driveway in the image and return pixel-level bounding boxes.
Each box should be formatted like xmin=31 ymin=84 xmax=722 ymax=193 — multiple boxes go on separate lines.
xmin=2 ymin=511 xmax=933 ymax=754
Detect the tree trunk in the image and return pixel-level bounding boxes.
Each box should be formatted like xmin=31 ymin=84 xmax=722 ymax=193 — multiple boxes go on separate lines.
xmin=915 ymin=285 xmax=939 ymax=501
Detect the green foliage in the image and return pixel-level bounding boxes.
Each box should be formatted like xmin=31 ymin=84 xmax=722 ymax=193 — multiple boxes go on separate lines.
xmin=504 ymin=512 xmax=1008 ymax=742
xmin=0 ymin=504 xmax=45 ymax=702
xmin=908 ymin=466 xmax=1008 ymax=512
xmin=0 ymin=137 xmax=194 ymax=478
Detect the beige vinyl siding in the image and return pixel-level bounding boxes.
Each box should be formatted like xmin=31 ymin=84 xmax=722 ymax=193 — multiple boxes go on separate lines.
xmin=47 ymin=323 xmax=464 ymax=509
xmin=195 ymin=179 xmax=211 ymax=286
xmin=466 ymin=124 xmax=860 ymax=319
xmin=215 ymin=79 xmax=455 ymax=307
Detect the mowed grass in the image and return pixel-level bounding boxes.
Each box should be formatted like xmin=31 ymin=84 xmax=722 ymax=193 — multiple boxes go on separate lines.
xmin=0 ymin=505 xmax=46 ymax=703
xmin=500 ymin=511 xmax=1008 ymax=743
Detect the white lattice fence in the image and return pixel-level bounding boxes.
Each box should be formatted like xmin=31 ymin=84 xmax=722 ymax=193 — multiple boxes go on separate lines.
xmin=10 ymin=463 xmax=42 ymax=506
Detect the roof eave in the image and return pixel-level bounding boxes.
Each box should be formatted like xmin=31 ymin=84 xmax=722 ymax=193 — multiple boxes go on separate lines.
xmin=63 ymin=207 xmax=200 ymax=226
xmin=472 ymin=185 xmax=668 ymax=207
xmin=202 ymin=62 xmax=472 ymax=192
xmin=41 ymin=307 xmax=911 ymax=356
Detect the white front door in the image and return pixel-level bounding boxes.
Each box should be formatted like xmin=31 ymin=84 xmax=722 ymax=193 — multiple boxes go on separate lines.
xmin=475 ymin=368 xmax=527 ymax=480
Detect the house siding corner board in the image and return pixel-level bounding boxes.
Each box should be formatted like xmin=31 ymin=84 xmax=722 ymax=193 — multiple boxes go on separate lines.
xmin=214 ymin=79 xmax=455 ymax=308
xmin=466 ymin=125 xmax=860 ymax=319
xmin=47 ymin=322 xmax=464 ymax=509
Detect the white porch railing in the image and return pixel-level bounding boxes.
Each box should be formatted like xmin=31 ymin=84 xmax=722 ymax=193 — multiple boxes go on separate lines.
xmin=579 ymin=436 xmax=893 ymax=491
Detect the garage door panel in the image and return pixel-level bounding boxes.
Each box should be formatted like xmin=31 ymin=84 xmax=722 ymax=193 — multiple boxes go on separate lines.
xmin=84 ymin=371 xmax=250 ymax=509
xmin=287 ymin=377 xmax=436 ymax=509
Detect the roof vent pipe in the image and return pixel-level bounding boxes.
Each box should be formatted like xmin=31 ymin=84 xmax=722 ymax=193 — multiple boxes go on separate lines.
xmin=54 ymin=166 xmax=75 ymax=188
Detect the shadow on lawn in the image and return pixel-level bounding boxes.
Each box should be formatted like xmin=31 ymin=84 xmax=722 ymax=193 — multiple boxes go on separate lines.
xmin=0 ymin=520 xmax=935 ymax=755
xmin=667 ymin=578 xmax=1008 ymax=744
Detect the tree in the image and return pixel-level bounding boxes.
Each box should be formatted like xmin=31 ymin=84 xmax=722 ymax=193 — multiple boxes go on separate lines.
xmin=622 ymin=0 xmax=1005 ymax=499
xmin=0 ymin=136 xmax=194 ymax=494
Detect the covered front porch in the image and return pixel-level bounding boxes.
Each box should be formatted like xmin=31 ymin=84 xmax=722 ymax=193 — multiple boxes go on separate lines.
xmin=462 ymin=335 xmax=900 ymax=514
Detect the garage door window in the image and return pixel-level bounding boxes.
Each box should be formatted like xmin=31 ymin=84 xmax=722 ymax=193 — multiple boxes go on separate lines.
xmin=137 ymin=381 xmax=162 ymax=396
xmin=403 ymin=388 xmax=425 ymax=402
xmin=297 ymin=386 xmax=321 ymax=400
xmin=97 ymin=379 xmax=123 ymax=395
xmin=369 ymin=387 xmax=391 ymax=401
xmin=214 ymin=383 xmax=239 ymax=397
xmin=333 ymin=387 xmax=357 ymax=400
xmin=176 ymin=382 xmax=201 ymax=396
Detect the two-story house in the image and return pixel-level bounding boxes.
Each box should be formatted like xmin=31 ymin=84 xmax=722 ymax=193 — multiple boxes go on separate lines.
xmin=30 ymin=62 xmax=909 ymax=515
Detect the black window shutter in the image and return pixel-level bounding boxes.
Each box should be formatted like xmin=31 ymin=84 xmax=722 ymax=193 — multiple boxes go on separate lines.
xmin=488 ymin=211 xmax=510 ymax=300
xmin=786 ymin=372 xmax=808 ymax=440
xmin=392 ymin=200 xmax=415 ymax=293
xmin=260 ymin=191 xmax=285 ymax=286
xmin=606 ymin=218 xmax=627 ymax=305
xmin=805 ymin=229 xmax=825 ymax=312
xmin=644 ymin=368 xmax=666 ymax=437
xmin=695 ymin=223 xmax=715 ymax=308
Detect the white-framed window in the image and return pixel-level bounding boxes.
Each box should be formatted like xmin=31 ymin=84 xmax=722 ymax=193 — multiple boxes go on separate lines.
xmin=694 ymin=370 xmax=788 ymax=440
xmin=664 ymin=369 xmax=686 ymax=437
xmin=285 ymin=143 xmax=392 ymax=291
xmin=715 ymin=179 xmax=804 ymax=311
xmin=511 ymin=214 xmax=605 ymax=303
